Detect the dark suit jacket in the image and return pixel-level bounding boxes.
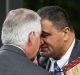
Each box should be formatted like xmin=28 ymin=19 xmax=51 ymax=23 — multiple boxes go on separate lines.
xmin=0 ymin=45 xmax=51 ymax=75
xmin=38 ymin=39 xmax=80 ymax=71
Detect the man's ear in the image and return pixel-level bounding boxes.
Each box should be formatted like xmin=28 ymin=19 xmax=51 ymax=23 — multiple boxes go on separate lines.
xmin=63 ymin=27 xmax=70 ymax=41
xmin=27 ymin=32 xmax=33 ymax=46
xmin=27 ymin=32 xmax=35 ymax=46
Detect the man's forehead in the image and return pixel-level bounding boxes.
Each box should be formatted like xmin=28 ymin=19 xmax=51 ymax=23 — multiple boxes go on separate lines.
xmin=41 ymin=19 xmax=54 ymax=29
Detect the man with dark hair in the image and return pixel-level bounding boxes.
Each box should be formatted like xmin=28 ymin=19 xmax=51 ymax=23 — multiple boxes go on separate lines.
xmin=37 ymin=6 xmax=80 ymax=75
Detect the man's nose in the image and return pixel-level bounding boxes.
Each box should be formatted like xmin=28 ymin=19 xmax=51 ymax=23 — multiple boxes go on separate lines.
xmin=40 ymin=38 xmax=44 ymax=46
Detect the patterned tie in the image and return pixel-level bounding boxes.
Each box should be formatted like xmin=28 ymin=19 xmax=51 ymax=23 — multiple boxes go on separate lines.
xmin=53 ymin=62 xmax=62 ymax=75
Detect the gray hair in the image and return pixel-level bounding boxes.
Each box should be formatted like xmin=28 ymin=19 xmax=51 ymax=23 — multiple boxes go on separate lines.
xmin=1 ymin=8 xmax=41 ymax=45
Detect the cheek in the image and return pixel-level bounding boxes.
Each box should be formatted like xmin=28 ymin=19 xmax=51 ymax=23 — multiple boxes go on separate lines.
xmin=47 ymin=36 xmax=63 ymax=49
xmin=54 ymin=33 xmax=64 ymax=44
xmin=54 ymin=37 xmax=64 ymax=50
xmin=46 ymin=37 xmax=55 ymax=45
xmin=36 ymin=38 xmax=40 ymax=49
xmin=37 ymin=37 xmax=40 ymax=45
xmin=45 ymin=38 xmax=55 ymax=50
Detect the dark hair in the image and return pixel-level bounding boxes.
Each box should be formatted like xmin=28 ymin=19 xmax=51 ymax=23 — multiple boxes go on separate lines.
xmin=37 ymin=6 xmax=74 ymax=32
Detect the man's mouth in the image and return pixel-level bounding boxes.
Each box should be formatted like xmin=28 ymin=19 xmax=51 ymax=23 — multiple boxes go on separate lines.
xmin=40 ymin=44 xmax=48 ymax=48
xmin=40 ymin=47 xmax=48 ymax=55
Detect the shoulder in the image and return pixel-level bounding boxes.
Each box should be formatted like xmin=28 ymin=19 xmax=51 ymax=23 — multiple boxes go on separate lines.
xmin=0 ymin=46 xmax=51 ymax=75
xmin=25 ymin=59 xmax=50 ymax=75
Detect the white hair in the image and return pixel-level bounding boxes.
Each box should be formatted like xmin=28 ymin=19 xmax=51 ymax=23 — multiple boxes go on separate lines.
xmin=1 ymin=8 xmax=41 ymax=45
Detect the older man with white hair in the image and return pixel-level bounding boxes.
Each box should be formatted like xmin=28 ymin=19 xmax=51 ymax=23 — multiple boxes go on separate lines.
xmin=0 ymin=8 xmax=51 ymax=75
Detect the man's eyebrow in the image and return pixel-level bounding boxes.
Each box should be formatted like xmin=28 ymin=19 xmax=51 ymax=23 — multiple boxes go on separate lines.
xmin=42 ymin=31 xmax=51 ymax=35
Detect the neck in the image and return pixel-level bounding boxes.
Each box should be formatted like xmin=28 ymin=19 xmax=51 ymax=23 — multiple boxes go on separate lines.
xmin=63 ymin=32 xmax=75 ymax=56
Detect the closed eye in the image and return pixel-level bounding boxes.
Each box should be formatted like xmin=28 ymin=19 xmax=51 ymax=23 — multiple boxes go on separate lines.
xmin=41 ymin=31 xmax=51 ymax=38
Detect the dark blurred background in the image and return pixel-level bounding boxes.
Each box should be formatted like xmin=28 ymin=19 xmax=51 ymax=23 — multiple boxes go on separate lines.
xmin=0 ymin=0 xmax=80 ymax=46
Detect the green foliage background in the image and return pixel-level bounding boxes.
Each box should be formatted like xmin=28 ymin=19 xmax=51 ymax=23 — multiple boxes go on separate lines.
xmin=23 ymin=0 xmax=80 ymax=39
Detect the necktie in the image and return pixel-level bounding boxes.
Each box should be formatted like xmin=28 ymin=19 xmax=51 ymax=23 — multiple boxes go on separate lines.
xmin=53 ymin=62 xmax=62 ymax=75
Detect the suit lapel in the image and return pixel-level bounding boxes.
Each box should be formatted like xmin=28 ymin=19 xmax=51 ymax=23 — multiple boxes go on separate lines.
xmin=69 ymin=39 xmax=80 ymax=62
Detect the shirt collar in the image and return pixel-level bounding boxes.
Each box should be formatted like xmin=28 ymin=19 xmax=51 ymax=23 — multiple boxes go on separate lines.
xmin=57 ymin=38 xmax=75 ymax=68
